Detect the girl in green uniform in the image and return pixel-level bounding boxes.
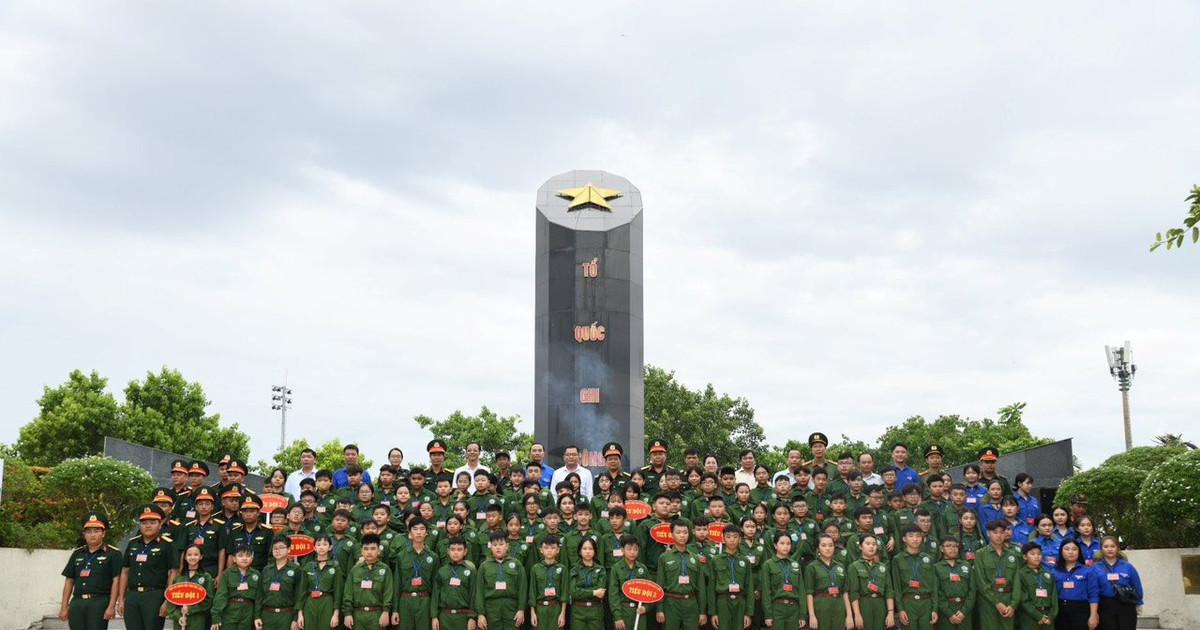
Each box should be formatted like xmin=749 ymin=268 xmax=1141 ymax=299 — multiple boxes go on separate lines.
xmin=568 ymin=538 xmax=607 ymax=630
xmin=740 ymin=516 xmax=768 ymax=629
xmin=934 ymin=536 xmax=974 ymax=630
xmin=806 ymin=534 xmax=853 ymax=630
xmin=956 ymin=510 xmax=985 ymax=562
xmin=167 ymin=545 xmax=213 ymax=629
xmin=762 ymin=532 xmax=807 ymax=630
xmin=299 ymin=535 xmax=342 ymax=630
xmin=847 ymin=534 xmax=894 ymax=630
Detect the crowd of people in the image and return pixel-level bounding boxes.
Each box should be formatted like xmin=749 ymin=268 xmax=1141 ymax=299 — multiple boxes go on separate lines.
xmin=59 ymin=433 xmax=1145 ymax=630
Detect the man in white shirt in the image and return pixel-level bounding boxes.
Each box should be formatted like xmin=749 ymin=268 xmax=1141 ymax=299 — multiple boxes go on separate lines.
xmin=733 ymin=449 xmax=757 ymax=487
xmin=551 ymin=444 xmax=594 ymax=499
xmin=452 ymin=442 xmax=490 ymax=495
xmin=858 ymin=452 xmax=883 ymax=487
xmin=284 ymin=448 xmax=318 ymax=499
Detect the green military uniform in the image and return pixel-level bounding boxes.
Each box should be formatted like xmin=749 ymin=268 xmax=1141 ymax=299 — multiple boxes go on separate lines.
xmin=299 ymin=559 xmax=343 ymax=630
xmin=804 ymin=491 xmax=834 ymax=521
xmin=934 ymin=558 xmax=974 ymax=630
xmin=183 ymin=516 xmax=226 ymax=575
xmin=343 ymin=561 xmax=393 ymax=630
xmin=432 ymin=560 xmax=476 ymax=630
xmin=563 ymin=527 xmax=601 ymax=569
xmin=804 ymin=558 xmax=849 ymax=630
xmin=210 ymin=568 xmax=262 ymax=630
xmin=329 ymin=533 xmax=359 ymax=575
xmin=122 ymin=521 xmax=178 ymax=630
xmin=1015 ymin=565 xmax=1057 ymax=630
xmin=761 ymin=555 xmax=807 ymax=630
xmin=973 ymin=544 xmax=1024 ymax=630
xmin=225 ymin=523 xmax=273 ymax=571
xmin=847 ymin=558 xmax=890 ymax=630
xmin=920 ymin=499 xmax=953 ymax=539
xmin=61 ymin=534 xmax=123 ymax=630
xmin=656 ymin=546 xmax=708 ymax=630
xmin=430 ymin=500 xmax=457 ymax=530
xmin=506 ymin=536 xmax=536 ymax=571
xmin=165 ymin=570 xmax=214 ymax=630
xmin=891 ymin=550 xmax=939 ymax=630
xmin=439 ymin=529 xmax=480 ymax=567
xmin=845 ymin=530 xmax=891 ymax=566
xmin=468 ymin=493 xmax=505 ymax=528
xmin=528 ymin=560 xmax=568 ymax=630
xmin=787 ymin=519 xmax=818 ymax=563
xmin=568 ymin=561 xmax=607 ymax=630
xmin=609 ymin=560 xmax=653 ymax=630
xmin=958 ymin=532 xmax=985 ymax=563
xmin=711 ymin=549 xmax=754 ymax=630
xmin=637 ymin=516 xmax=672 ymax=577
xmin=393 ymin=544 xmax=438 ymax=630
xmin=258 ymin=559 xmax=303 ymax=630
xmin=599 ymin=530 xmax=632 ymax=570
xmin=474 ymin=555 xmax=527 ymax=630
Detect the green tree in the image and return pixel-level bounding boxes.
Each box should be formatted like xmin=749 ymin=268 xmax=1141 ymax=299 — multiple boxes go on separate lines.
xmin=1150 ymin=185 xmax=1200 ymax=251
xmin=643 ymin=366 xmax=765 ymax=469
xmin=254 ymin=438 xmax=373 ymax=477
xmin=1102 ymin=444 xmax=1188 ymax=472
xmin=42 ymin=456 xmax=156 ymax=546
xmin=121 ymin=367 xmax=249 ymax=462
xmin=15 ymin=370 xmax=122 ymax=467
xmin=1137 ymin=449 xmax=1200 ymax=547
xmin=413 ymin=406 xmax=533 ymax=470
xmin=1054 ymin=464 xmax=1151 ymax=547
xmin=873 ymin=403 xmax=1053 ymax=468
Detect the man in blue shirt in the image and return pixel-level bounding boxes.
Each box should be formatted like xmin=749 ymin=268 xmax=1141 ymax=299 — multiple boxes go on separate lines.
xmin=530 ymin=442 xmax=554 ymax=489
xmin=889 ymin=442 xmax=921 ymax=493
xmin=333 ymin=443 xmax=372 ymax=490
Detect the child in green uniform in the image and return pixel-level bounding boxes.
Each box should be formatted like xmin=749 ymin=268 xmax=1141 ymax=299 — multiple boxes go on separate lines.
xmin=298 ymin=535 xmax=342 ymax=630
xmin=655 ymin=521 xmax=709 ymax=630
xmin=258 ymin=535 xmax=303 ymax=630
xmin=761 ymin=532 xmax=807 ymax=630
xmin=934 ymin=535 xmax=974 ymax=630
xmin=393 ymin=518 xmax=439 ymax=630
xmin=210 ymin=545 xmax=262 ymax=630
xmin=431 ymin=537 xmax=476 ymax=630
xmin=59 ymin=512 xmax=123 ymax=630
xmin=168 ymin=544 xmax=214 ymax=630
xmin=847 ymin=534 xmax=894 ymax=630
xmin=973 ymin=520 xmax=1024 ymax=630
xmin=528 ymin=535 xmax=568 ymax=630
xmin=343 ymin=534 xmax=393 ymax=630
xmin=891 ymin=525 xmax=939 ymax=630
xmin=608 ymin=536 xmax=652 ymax=630
xmin=711 ymin=524 xmax=753 ymax=630
xmin=569 ymin=538 xmax=607 ymax=630
xmin=1015 ymin=542 xmax=1057 ymax=629
xmin=805 ymin=534 xmax=852 ymax=630
xmin=475 ymin=531 xmax=527 ymax=630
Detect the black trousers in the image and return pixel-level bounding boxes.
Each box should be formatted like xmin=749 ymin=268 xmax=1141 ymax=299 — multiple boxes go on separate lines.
xmin=1098 ymin=596 xmax=1137 ymax=630
xmin=1055 ymin=599 xmax=1091 ymax=630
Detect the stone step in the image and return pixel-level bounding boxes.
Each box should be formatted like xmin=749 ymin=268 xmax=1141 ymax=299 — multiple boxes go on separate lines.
xmin=1138 ymin=616 xmax=1160 ymax=629
xmin=39 ymin=618 xmax=182 ymax=630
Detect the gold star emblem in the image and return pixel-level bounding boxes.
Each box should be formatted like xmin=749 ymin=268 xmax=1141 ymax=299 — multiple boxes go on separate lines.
xmin=556 ymin=182 xmax=622 ymax=211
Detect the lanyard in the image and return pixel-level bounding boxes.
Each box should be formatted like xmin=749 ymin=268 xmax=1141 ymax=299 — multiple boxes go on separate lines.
xmin=527 ymin=522 xmax=539 ymax=536
xmin=496 ymin=561 xmax=505 ymax=583
xmin=546 ymin=565 xmax=557 ymax=588
xmin=412 ymin=551 xmax=429 ymax=579
xmin=726 ymin=556 xmax=739 ymax=585
xmin=1035 ymin=570 xmax=1044 ymax=590
xmin=313 ymin=563 xmax=333 ymax=589
xmin=332 ymin=537 xmax=345 ymax=559
xmin=994 ymin=550 xmax=1007 ymax=580
xmin=84 ymin=549 xmax=102 ymax=572
xmin=272 ymin=563 xmax=286 ymax=584
xmin=449 ymin=564 xmax=461 ymax=581
xmin=583 ymin=565 xmax=594 ymax=588
xmin=238 ymin=571 xmax=248 ymax=585
xmin=910 ymin=555 xmax=921 ymax=583
xmin=679 ymin=552 xmax=688 ymax=577
xmin=822 ymin=561 xmax=838 ymax=587
xmin=626 ymin=565 xmax=638 ymax=581
xmin=778 ymin=559 xmax=791 ymax=585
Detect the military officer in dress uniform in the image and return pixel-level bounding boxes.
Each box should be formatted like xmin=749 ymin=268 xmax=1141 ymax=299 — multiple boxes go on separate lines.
xmin=919 ymin=445 xmax=946 ymax=480
xmin=167 ymin=460 xmax=193 ymax=520
xmin=640 ymin=439 xmax=677 ymax=497
xmin=977 ymin=448 xmax=1012 ymax=498
xmin=118 ymin=504 xmax=178 ymax=630
xmin=596 ymin=442 xmax=632 ymax=498
xmin=187 ymin=460 xmax=210 ymax=497
xmin=803 ymin=433 xmax=835 ymax=483
xmin=59 ymin=511 xmax=123 ymax=630
xmin=427 ymin=439 xmax=451 ymax=478
xmin=181 ymin=486 xmax=225 ymax=576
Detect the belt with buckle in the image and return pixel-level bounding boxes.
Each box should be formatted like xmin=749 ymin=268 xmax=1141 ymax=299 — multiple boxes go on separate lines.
xmin=622 ymin=601 xmax=639 ymax=608
xmin=717 ymin=593 xmax=746 ymax=600
xmin=664 ymin=592 xmax=694 ymax=599
xmin=572 ymin=599 xmax=601 ymax=607
xmin=903 ymin=594 xmax=928 ymax=600
xmin=229 ymin=597 xmax=251 ymax=604
xmin=265 ymin=607 xmax=293 ymax=614
xmin=947 ymin=597 xmax=967 ymax=603
xmin=993 ymin=587 xmax=1013 ymax=593
xmin=536 ymin=599 xmax=560 ymax=606
xmin=862 ymin=593 xmax=884 ymax=599
xmin=358 ymin=606 xmax=383 ymax=612
xmin=76 ymin=594 xmax=108 ymax=600
xmin=441 ymin=608 xmax=472 ymax=615
xmin=813 ymin=592 xmax=837 ymax=598
xmin=133 ymin=586 xmax=163 ymax=593
xmin=401 ymin=592 xmax=431 ymax=598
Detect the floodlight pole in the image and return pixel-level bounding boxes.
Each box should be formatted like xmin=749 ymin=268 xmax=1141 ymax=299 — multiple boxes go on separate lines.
xmin=271 ymin=372 xmax=293 ymax=452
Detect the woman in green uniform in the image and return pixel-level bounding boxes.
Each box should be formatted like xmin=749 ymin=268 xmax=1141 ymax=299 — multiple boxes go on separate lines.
xmin=298 ymin=535 xmax=342 ymax=630
xmin=568 ymin=538 xmax=607 ymax=630
xmin=1016 ymin=542 xmax=1057 ymax=629
xmin=847 ymin=534 xmax=894 ymax=630
xmin=167 ymin=545 xmax=213 ymax=629
xmin=761 ymin=532 xmax=807 ymax=630
xmin=806 ymin=534 xmax=853 ymax=630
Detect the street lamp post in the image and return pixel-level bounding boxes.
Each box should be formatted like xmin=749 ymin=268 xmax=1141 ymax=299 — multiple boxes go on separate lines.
xmin=271 ymin=379 xmax=293 ymax=452
xmin=1104 ymin=341 xmax=1137 ymax=452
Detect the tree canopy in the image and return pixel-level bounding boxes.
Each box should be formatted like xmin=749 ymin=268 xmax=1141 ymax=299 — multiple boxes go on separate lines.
xmin=412 ymin=406 xmax=533 ymax=470
xmin=14 ymin=367 xmax=249 ymax=467
xmin=254 ymin=437 xmax=373 ymax=477
xmin=1150 ymin=184 xmax=1200 ymax=251
xmin=643 ymin=365 xmax=765 ymax=468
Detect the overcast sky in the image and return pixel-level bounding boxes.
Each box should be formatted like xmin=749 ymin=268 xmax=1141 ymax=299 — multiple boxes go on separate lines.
xmin=2 ymin=2 xmax=1198 ymax=471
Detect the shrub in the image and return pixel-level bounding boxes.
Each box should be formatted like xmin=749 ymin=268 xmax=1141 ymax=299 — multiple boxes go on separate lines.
xmin=1138 ymin=450 xmax=1200 ymax=547
xmin=1102 ymin=445 xmax=1188 ymax=472
xmin=0 ymin=459 xmax=77 ymax=549
xmin=40 ymin=456 xmax=155 ymax=547
xmin=1055 ymin=464 xmax=1152 ymax=546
